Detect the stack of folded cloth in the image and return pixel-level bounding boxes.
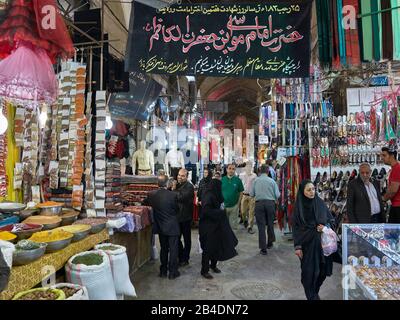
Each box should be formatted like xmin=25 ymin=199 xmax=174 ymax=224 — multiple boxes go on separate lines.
xmin=108 ymin=206 xmax=153 ymax=233
xmin=105 ymin=161 xmax=123 ymax=214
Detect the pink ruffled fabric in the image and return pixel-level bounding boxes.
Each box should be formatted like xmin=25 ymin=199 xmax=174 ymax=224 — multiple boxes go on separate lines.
xmin=0 ymin=42 xmax=58 ymax=105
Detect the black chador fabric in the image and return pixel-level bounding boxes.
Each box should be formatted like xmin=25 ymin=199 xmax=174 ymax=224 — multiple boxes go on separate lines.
xmin=197 ymin=174 xmax=212 ymax=203
xmin=292 ymin=180 xmax=335 ymax=300
xmin=199 ymin=179 xmax=238 ymax=262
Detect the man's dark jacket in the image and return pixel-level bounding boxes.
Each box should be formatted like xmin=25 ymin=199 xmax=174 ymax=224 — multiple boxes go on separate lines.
xmin=347 ymin=177 xmax=384 ymax=223
xmin=144 ymin=188 xmax=180 ymax=236
xmin=174 ymin=181 xmax=195 ymax=223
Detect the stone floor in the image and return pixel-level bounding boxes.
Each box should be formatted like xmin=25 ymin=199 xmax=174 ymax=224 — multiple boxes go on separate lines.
xmin=131 ymin=224 xmax=343 ymax=300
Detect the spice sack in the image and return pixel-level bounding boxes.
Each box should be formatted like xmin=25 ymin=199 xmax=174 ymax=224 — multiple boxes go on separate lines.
xmin=65 ymin=250 xmax=117 ymax=300
xmin=95 ymin=243 xmax=136 ymax=298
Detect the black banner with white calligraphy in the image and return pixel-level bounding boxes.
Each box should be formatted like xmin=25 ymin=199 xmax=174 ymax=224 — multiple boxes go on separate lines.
xmin=125 ymin=2 xmax=312 ymax=78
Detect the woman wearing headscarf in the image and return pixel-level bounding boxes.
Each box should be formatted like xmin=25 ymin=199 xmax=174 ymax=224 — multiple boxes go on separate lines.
xmin=292 ymin=180 xmax=335 ymax=300
xmin=197 ymin=168 xmax=212 ymax=205
xmin=199 ymin=177 xmax=238 ymax=279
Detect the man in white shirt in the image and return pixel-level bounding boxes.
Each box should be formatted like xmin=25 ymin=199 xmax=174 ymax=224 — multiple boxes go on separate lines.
xmin=239 ymin=162 xmax=257 ymax=234
xmin=347 ymin=163 xmax=384 ymax=223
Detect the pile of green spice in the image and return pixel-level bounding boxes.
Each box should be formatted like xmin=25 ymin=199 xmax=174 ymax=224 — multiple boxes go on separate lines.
xmin=72 ymin=253 xmax=103 ymax=266
xmin=99 ymin=245 xmax=119 ymax=251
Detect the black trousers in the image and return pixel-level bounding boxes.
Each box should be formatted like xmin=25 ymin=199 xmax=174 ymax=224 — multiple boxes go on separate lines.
xmin=371 ymin=213 xmax=384 ymax=223
xmin=178 ymin=220 xmax=192 ymax=263
xmin=199 ymin=234 xmax=217 ymax=274
xmin=255 ymin=200 xmax=276 ymax=250
xmin=201 ymin=252 xmax=217 ymax=274
xmin=389 ymin=206 xmax=400 ymax=223
xmin=159 ymin=234 xmax=179 ymax=275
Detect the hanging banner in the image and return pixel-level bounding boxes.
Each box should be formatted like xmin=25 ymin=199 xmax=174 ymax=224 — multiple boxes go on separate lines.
xmin=234 ymin=129 xmax=243 ymax=162
xmin=126 ymin=2 xmax=312 ymax=78
xmin=223 ymin=129 xmax=233 ymax=165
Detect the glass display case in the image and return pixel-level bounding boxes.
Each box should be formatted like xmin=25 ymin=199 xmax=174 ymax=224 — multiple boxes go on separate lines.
xmin=342 ymin=224 xmax=400 ymax=300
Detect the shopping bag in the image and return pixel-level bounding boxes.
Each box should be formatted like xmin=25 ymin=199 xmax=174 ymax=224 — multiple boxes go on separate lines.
xmin=321 ymin=227 xmax=339 ymax=256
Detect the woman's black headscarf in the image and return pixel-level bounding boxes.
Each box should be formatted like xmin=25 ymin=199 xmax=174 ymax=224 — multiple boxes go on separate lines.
xmin=293 ymin=179 xmax=332 ymax=227
xmin=205 ymin=178 xmax=224 ymax=204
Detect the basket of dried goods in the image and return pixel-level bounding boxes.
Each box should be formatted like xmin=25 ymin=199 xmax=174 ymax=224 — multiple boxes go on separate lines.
xmin=36 ymin=201 xmax=64 ymax=216
xmin=12 ymin=288 xmax=65 ymax=300
xmin=51 ymin=283 xmax=89 ymax=300
xmin=0 ymin=231 xmax=17 ymax=243
xmin=0 ymin=223 xmax=43 ymax=240
xmin=13 ymin=240 xmax=47 ymax=266
xmin=0 ymin=202 xmax=26 ymax=214
xmin=73 ymin=218 xmax=108 ymax=234
xmin=23 ymin=216 xmax=62 ymax=230
xmin=55 ymin=224 xmax=91 ymax=243
xmin=60 ymin=210 xmax=80 ymax=226
xmin=29 ymin=230 xmax=73 ymax=253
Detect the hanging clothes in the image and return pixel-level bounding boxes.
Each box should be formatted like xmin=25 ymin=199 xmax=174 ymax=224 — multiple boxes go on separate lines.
xmin=392 ymin=0 xmax=400 ymax=60
xmin=316 ymin=0 xmax=332 ymax=66
xmin=336 ymin=0 xmax=347 ymax=65
xmin=371 ymin=0 xmax=382 ymax=61
xmin=343 ymin=0 xmax=361 ymax=66
xmin=360 ymin=1 xmax=373 ymax=61
xmin=331 ymin=0 xmax=340 ymax=69
xmin=0 ymin=0 xmax=74 ymax=62
xmin=382 ymin=0 xmax=394 ymax=59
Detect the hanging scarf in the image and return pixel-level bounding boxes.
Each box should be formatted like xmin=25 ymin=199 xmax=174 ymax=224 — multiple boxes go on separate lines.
xmin=336 ymin=0 xmax=347 ymax=65
xmin=343 ymin=0 xmax=361 ymax=65
xmin=382 ymin=0 xmax=394 ymax=59
xmin=371 ymin=0 xmax=382 ymax=61
xmin=392 ymin=0 xmax=400 ymax=60
xmin=360 ymin=1 xmax=373 ymax=61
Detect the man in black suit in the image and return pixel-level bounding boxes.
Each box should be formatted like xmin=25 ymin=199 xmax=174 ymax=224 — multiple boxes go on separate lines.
xmin=144 ymin=174 xmax=180 ymax=279
xmin=171 ymin=169 xmax=195 ymax=267
xmin=347 ymin=163 xmax=385 ymax=223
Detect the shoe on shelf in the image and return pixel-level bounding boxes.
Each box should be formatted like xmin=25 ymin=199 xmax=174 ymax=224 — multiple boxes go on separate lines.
xmin=211 ymin=267 xmax=221 ymax=274
xmin=179 ymin=261 xmax=189 ymax=267
xmin=267 ymin=243 xmax=273 ymax=249
xmin=169 ymin=271 xmax=181 ymax=280
xmin=260 ymin=249 xmax=267 ymax=255
xmin=248 ymin=228 xmax=255 ymax=234
xmin=201 ymin=272 xmax=213 ymax=279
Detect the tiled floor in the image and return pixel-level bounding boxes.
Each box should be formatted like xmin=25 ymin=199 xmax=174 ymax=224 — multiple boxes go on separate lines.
xmin=131 ymin=224 xmax=343 ymax=300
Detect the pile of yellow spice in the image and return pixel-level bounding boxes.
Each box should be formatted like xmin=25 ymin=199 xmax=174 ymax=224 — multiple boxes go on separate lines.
xmin=29 ymin=230 xmax=73 ymax=243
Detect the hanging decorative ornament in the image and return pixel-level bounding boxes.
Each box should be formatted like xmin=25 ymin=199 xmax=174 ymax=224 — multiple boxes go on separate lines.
xmin=0 ymin=41 xmax=58 ymax=106
xmin=0 ymin=0 xmax=74 ymax=63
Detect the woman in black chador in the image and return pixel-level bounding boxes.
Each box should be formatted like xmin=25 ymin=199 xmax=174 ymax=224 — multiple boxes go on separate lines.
xmin=199 ymin=178 xmax=238 ymax=279
xmin=292 ymin=180 xmax=335 ymax=300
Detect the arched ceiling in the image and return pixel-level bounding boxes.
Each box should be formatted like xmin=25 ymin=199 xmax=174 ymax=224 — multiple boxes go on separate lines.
xmin=198 ymin=76 xmax=269 ymax=127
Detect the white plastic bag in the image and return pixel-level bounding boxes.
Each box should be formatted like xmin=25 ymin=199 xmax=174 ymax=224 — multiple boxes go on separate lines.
xmin=321 ymin=227 xmax=339 ymax=256
xmin=65 ymin=250 xmax=117 ymax=300
xmin=151 ymin=234 xmax=158 ymax=260
xmin=52 ymin=283 xmax=89 ymax=300
xmin=95 ymin=243 xmax=137 ymax=298
xmin=0 ymin=240 xmax=15 ymax=268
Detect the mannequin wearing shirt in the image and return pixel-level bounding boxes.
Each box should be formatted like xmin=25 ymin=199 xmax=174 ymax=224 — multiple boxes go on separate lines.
xmin=132 ymin=140 xmax=155 ymax=175
xmin=165 ymin=144 xmax=185 ymax=180
xmin=239 ymin=162 xmax=257 ymax=233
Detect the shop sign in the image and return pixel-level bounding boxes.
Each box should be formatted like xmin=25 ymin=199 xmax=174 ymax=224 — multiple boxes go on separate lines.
xmin=259 ymin=135 xmax=269 ymax=144
xmin=109 ymin=72 xmax=162 ymax=121
xmin=126 ymin=2 xmax=312 ymax=78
